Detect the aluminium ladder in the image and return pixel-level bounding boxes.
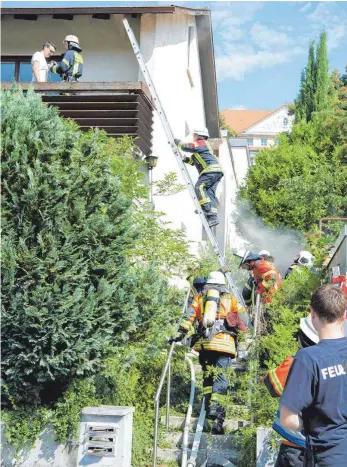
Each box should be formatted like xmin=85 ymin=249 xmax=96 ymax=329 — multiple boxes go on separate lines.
xmin=122 ymin=17 xmax=248 ymax=322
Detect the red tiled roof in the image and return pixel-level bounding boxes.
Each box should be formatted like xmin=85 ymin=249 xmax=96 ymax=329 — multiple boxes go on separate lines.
xmin=221 ymin=109 xmax=273 ymax=135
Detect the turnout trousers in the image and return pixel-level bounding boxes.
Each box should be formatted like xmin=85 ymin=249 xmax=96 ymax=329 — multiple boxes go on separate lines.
xmin=198 ymin=350 xmax=233 ymax=427
xmin=195 ymin=172 xmax=223 ymax=224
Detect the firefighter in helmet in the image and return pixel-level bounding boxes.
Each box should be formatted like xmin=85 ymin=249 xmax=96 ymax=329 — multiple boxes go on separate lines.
xmin=285 ymin=250 xmax=314 ymax=279
xmin=51 ymin=35 xmax=83 ymax=82
xmin=242 ymin=250 xmax=272 ymax=308
xmin=174 ymin=127 xmax=224 ymax=228
xmin=169 ymin=271 xmax=247 ymax=434
xmin=239 ymin=251 xmax=282 ymax=305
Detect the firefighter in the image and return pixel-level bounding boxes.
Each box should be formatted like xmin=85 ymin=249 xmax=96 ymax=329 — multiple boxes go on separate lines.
xmin=284 ymin=250 xmax=314 ymax=279
xmin=263 ymin=315 xmax=319 ymax=467
xmin=174 ymin=128 xmax=223 ymax=228
xmin=169 ymin=271 xmax=247 ymax=434
xmin=242 ymin=250 xmax=272 ymax=307
xmin=51 ymin=35 xmax=83 ymax=82
xmin=239 ymin=251 xmax=282 ymax=304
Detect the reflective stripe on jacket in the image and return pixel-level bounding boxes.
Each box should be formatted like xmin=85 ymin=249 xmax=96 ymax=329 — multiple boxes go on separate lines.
xmin=263 ymin=354 xmax=306 ymax=448
xmin=251 ymin=259 xmax=282 ymax=304
xmin=52 ymin=49 xmax=83 ymax=79
xmin=179 ymin=293 xmax=246 ymax=356
xmin=178 ymin=140 xmax=223 ymax=176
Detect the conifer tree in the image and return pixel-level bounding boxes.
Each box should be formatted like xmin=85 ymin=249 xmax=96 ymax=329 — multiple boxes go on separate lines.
xmin=295 ymin=70 xmax=307 ymax=122
xmin=314 ymin=32 xmax=329 ymax=111
xmin=1 ymin=88 xmax=138 ymax=406
xmin=305 ymin=41 xmax=316 ymax=120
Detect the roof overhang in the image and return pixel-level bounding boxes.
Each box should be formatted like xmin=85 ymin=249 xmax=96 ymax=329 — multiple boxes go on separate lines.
xmin=1 ymin=5 xmax=219 ymax=138
xmin=1 ymin=6 xmax=210 ymax=18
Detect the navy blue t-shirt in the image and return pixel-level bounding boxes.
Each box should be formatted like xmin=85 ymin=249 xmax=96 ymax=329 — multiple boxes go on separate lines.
xmin=281 ymin=338 xmax=347 ymax=452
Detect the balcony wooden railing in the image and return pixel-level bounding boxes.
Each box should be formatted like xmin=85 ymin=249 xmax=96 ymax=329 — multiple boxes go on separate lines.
xmin=1 ymin=81 xmax=154 ymax=156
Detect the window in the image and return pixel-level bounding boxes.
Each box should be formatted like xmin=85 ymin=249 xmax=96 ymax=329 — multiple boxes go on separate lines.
xmin=283 ymin=117 xmax=288 ymax=127
xmin=1 ymin=55 xmax=62 ymax=82
xmin=261 ymin=138 xmax=267 ymax=146
xmin=275 ymin=140 xmax=280 ymax=146
xmin=247 ymin=138 xmax=253 ymax=146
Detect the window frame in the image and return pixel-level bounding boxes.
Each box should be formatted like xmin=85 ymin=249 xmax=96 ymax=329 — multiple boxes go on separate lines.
xmin=247 ymin=138 xmax=254 ymax=146
xmin=1 ymin=54 xmax=62 ymax=82
xmin=283 ymin=117 xmax=289 ymax=127
xmin=261 ymin=138 xmax=268 ymax=147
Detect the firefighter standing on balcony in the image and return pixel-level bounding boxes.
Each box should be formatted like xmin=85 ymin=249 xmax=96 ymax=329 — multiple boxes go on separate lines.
xmin=239 ymin=251 xmax=282 ymax=304
xmin=51 ymin=35 xmax=83 ymax=82
xmin=174 ymin=127 xmax=224 ymax=228
xmin=169 ymin=271 xmax=247 ymax=434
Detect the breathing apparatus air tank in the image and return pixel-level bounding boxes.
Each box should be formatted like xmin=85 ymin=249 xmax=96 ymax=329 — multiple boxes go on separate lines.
xmin=203 ymin=288 xmax=221 ymax=328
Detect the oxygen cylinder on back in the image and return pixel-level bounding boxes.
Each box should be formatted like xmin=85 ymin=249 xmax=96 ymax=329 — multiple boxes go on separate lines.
xmin=203 ymin=288 xmax=221 ymax=328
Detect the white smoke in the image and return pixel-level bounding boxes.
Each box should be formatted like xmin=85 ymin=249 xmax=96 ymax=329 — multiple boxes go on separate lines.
xmin=231 ymin=199 xmax=304 ymax=276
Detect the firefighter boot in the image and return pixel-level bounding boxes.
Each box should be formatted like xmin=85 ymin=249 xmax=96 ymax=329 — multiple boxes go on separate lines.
xmin=208 ymin=402 xmax=223 ymax=420
xmin=211 ymin=418 xmax=225 ymax=435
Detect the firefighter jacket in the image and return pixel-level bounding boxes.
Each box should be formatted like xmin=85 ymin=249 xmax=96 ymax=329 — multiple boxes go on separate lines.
xmin=178 ymin=292 xmax=246 ymax=356
xmin=263 ymin=354 xmax=306 ymax=449
xmin=52 ymin=48 xmax=83 ymax=80
xmin=284 ymin=263 xmax=301 ymax=280
xmin=250 ymin=259 xmax=282 ymax=304
xmin=177 ymin=140 xmax=223 ymax=176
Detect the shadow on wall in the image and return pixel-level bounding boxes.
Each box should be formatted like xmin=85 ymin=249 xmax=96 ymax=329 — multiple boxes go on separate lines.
xmin=233 ymin=199 xmax=304 ymax=276
xmin=1 ymin=422 xmax=78 ymax=467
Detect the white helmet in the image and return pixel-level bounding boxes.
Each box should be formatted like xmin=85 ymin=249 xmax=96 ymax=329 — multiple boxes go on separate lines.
xmin=64 ymin=35 xmax=80 ymax=44
xmin=193 ymin=126 xmax=209 ymax=138
xmin=299 ymin=315 xmax=319 ymax=346
xmin=259 ymin=250 xmax=270 ymax=256
xmin=297 ymin=250 xmax=314 ymax=267
xmin=206 ymin=271 xmax=226 ymax=286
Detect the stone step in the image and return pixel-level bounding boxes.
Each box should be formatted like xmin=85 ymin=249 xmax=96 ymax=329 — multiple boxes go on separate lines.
xmin=161 ymin=415 xmax=249 ymax=431
xmin=157 ymin=447 xmax=238 ymax=466
xmin=162 ymin=431 xmax=239 ymax=451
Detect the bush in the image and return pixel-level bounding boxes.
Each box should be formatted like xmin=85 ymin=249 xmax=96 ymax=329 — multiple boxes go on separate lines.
xmin=1 ymin=88 xmax=139 ymax=406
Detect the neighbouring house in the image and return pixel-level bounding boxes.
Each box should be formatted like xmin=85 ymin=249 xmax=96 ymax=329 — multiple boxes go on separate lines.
xmin=1 ymin=5 xmax=249 ymax=265
xmin=221 ymin=105 xmax=294 ymax=164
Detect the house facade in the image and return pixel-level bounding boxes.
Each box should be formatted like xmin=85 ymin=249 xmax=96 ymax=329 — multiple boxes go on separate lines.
xmin=221 ymin=105 xmax=294 ymax=164
xmin=1 ymin=5 xmax=246 ymax=263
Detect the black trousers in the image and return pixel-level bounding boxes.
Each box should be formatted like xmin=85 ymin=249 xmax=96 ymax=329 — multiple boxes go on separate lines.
xmin=198 ymin=350 xmax=233 ymax=422
xmin=195 ymin=172 xmax=223 ymax=221
xmin=275 ymin=444 xmax=305 ymax=467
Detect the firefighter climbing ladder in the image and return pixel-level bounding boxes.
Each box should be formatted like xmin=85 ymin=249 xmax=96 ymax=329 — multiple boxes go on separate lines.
xmin=122 ymin=17 xmax=248 ymax=319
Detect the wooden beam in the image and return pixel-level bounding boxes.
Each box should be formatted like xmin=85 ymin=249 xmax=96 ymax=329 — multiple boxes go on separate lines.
xmin=1 ymin=81 xmax=154 ymax=105
xmin=14 ymin=14 xmax=37 ymax=20
xmin=52 ymin=14 xmax=73 ymax=20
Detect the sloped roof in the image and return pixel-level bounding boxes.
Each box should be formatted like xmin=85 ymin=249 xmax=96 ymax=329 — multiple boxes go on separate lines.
xmin=221 ymin=109 xmax=273 ymax=135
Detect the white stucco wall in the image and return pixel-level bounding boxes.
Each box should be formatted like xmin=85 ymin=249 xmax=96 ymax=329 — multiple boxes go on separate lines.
xmin=248 ymin=137 xmax=276 ymax=148
xmin=139 ymin=13 xmax=208 ymax=255
xmin=1 ymin=14 xmax=140 ymax=81
xmin=242 ymin=106 xmax=294 ymax=137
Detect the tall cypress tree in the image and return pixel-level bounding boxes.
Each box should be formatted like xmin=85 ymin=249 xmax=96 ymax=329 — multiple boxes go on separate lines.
xmin=314 ymin=31 xmax=329 ymax=111
xmin=305 ymin=41 xmax=316 ymax=120
xmin=295 ymin=70 xmax=307 ymax=122
xmin=1 ymin=88 xmax=139 ymax=406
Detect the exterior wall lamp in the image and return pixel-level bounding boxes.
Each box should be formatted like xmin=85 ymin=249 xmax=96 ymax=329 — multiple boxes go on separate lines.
xmin=145 ymin=154 xmax=159 ymax=169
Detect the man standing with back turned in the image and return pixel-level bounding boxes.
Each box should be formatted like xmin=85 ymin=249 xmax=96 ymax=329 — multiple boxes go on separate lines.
xmin=280 ymin=284 xmax=347 ymax=466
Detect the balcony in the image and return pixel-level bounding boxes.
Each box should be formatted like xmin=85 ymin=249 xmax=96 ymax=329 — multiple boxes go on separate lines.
xmin=0 ymin=81 xmax=154 ymax=156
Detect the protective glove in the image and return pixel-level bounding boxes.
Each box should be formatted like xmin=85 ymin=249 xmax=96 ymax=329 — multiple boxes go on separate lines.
xmin=48 ymin=61 xmax=57 ymax=70
xmin=174 ymin=138 xmax=181 ymax=146
xmin=168 ymin=334 xmax=185 ymax=345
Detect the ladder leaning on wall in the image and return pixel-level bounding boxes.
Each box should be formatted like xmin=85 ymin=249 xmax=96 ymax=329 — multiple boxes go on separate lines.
xmin=121 ymin=16 xmax=249 ymax=325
